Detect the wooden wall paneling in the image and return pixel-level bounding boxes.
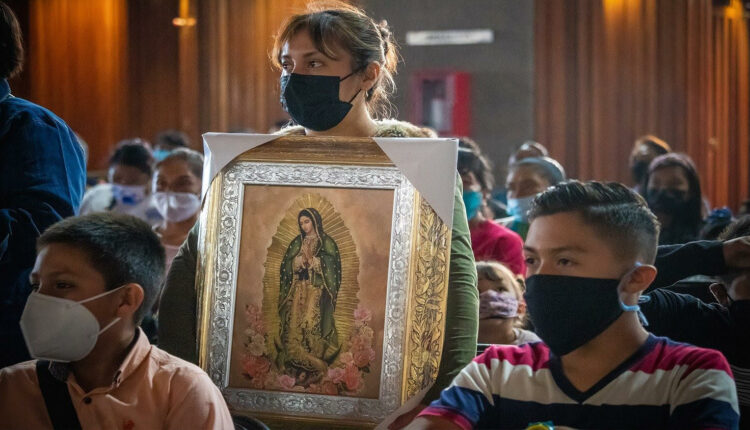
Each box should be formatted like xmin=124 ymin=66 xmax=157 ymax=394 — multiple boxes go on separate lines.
xmin=126 ymin=0 xmax=181 ymax=146
xmin=198 ymin=0 xmax=308 ymax=135
xmin=574 ymin=0 xmax=590 ymax=181
xmin=534 ymin=0 xmax=750 ymax=209
xmin=177 ymin=0 xmax=200 ymax=146
xmin=736 ymin=14 xmax=749 ymax=208
xmin=198 ymin=0 xmax=229 ymax=134
xmin=29 ymin=0 xmax=128 ymax=170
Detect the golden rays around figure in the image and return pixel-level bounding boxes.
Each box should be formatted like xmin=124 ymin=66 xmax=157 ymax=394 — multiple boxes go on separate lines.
xmin=261 ymin=193 xmax=360 ymax=367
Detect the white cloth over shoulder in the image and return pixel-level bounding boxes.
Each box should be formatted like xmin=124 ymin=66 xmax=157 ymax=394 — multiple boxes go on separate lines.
xmin=201 ymin=133 xmax=458 ymax=226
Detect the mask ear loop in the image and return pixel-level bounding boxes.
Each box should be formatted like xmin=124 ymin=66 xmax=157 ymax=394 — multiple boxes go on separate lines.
xmin=340 ymin=67 xmax=366 ymax=104
xmin=346 ymin=88 xmax=362 ymax=104
xmin=619 ymin=262 xmax=650 ymax=326
xmin=77 ymin=284 xmax=129 ymax=304
xmin=78 ymin=284 xmax=128 ymax=333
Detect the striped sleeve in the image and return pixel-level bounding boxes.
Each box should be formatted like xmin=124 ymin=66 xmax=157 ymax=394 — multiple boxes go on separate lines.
xmin=418 ymin=344 xmax=547 ymax=429
xmin=730 ymin=364 xmax=750 ymax=408
xmin=419 ymin=347 xmax=501 ymax=429
xmin=668 ymin=348 xmax=739 ymax=429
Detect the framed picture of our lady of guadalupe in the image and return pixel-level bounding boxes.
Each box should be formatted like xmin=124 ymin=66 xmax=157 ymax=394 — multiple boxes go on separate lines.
xmin=196 ymin=134 xmax=458 ymax=428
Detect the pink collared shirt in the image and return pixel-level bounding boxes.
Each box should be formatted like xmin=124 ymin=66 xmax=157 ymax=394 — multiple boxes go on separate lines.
xmin=0 ymin=328 xmax=234 ymax=429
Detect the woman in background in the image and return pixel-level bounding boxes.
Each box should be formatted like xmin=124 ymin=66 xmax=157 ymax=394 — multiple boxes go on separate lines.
xmin=458 ymin=143 xmax=525 ymax=276
xmin=152 ymin=148 xmax=203 ymax=273
xmin=504 ymin=156 xmax=566 ymax=239
xmin=644 ymin=153 xmax=706 ymax=245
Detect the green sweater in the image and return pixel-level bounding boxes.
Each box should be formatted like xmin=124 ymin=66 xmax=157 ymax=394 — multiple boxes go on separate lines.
xmin=157 ymin=120 xmax=478 ymax=403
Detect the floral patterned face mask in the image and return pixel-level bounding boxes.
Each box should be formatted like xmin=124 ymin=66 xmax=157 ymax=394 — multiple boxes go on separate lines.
xmin=479 ymin=290 xmax=519 ymax=319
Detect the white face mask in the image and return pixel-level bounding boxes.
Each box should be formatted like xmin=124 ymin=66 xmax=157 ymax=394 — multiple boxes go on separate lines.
xmin=20 ymin=286 xmax=126 ymax=362
xmin=153 ymin=192 xmax=201 ymax=223
xmin=111 ymin=184 xmax=147 ymax=206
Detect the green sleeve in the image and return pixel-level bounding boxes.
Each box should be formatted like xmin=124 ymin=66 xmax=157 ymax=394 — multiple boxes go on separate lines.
xmin=157 ymin=220 xmax=200 ymax=364
xmin=318 ymin=236 xmax=342 ymax=301
xmin=423 ymin=172 xmax=478 ymax=403
xmin=279 ymin=236 xmax=302 ymax=307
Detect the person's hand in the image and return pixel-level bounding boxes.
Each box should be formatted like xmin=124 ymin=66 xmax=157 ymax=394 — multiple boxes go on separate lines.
xmin=388 ymin=404 xmax=427 ymax=430
xmin=722 ymin=236 xmax=750 ymax=269
xmin=711 ymin=272 xmax=750 ymax=305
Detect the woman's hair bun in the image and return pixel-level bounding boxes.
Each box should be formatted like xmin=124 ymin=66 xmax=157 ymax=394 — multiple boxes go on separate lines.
xmin=376 ymin=19 xmax=392 ymax=55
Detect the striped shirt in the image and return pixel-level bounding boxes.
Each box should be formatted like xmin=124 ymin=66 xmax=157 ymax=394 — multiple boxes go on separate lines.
xmin=420 ymin=336 xmax=739 ymax=429
xmin=730 ymin=364 xmax=750 ymax=412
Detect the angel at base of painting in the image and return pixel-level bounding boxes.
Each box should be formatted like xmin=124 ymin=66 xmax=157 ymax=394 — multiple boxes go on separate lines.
xmin=275 ymin=208 xmax=342 ymax=386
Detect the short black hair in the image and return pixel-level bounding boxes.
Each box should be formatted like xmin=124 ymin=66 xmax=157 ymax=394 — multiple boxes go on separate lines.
xmin=38 ymin=213 xmax=166 ymax=323
xmin=109 ymin=141 xmax=154 ymax=177
xmin=0 ymin=2 xmax=23 ymax=79
xmin=528 ymin=181 xmax=661 ymax=263
xmin=457 ymin=139 xmax=494 ymax=192
xmin=719 ymin=214 xmax=750 ymax=241
xmin=154 ymin=129 xmax=190 ymax=150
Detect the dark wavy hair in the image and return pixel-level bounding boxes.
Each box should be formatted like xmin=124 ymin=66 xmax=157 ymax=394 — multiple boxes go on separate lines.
xmin=0 ymin=2 xmax=23 ymax=79
xmin=457 ymin=138 xmax=494 ymax=192
xmin=272 ymin=1 xmax=399 ymax=119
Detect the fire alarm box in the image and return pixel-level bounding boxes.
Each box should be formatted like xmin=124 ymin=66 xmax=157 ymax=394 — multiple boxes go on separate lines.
xmin=410 ymin=71 xmax=471 ymax=136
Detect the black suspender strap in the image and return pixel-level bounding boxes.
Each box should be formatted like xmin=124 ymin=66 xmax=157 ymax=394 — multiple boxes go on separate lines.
xmin=35 ymin=360 xmax=82 ymax=430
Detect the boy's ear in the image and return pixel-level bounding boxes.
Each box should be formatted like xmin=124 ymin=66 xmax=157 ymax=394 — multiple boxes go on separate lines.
xmin=115 ymin=283 xmax=144 ymax=319
xmin=622 ymin=264 xmax=657 ymax=294
xmin=709 ymin=283 xmax=730 ymax=306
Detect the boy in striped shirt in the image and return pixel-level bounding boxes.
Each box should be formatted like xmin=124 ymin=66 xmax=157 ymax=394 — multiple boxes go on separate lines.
xmin=408 ymin=181 xmax=739 ymax=429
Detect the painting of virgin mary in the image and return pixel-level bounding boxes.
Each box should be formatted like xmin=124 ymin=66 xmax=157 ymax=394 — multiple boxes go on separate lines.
xmin=274 ymin=207 xmax=342 ymax=385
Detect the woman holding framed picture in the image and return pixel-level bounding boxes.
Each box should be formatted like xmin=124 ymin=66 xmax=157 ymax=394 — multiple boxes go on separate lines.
xmin=158 ymin=2 xmax=478 ymax=425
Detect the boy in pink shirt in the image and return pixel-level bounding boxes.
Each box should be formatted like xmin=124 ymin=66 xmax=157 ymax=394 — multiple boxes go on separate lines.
xmin=0 ymin=213 xmax=233 ymax=429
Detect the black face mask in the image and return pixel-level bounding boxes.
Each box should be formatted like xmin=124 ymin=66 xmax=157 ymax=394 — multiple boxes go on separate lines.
xmin=280 ymin=71 xmax=362 ymax=132
xmin=646 ymin=188 xmax=689 ymax=214
xmin=524 ymin=274 xmax=640 ymax=356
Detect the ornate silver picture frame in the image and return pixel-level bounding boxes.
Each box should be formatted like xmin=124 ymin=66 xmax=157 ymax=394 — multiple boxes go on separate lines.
xmin=196 ymin=136 xmax=452 ymax=428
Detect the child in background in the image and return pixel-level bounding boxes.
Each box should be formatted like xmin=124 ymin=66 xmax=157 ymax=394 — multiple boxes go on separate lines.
xmin=79 ymin=141 xmax=162 ymax=226
xmin=0 ymin=213 xmax=232 ymax=429
xmin=152 ymin=129 xmax=190 ymax=162
xmin=476 ymin=261 xmax=539 ymax=347
xmin=408 ymin=181 xmax=739 ymax=429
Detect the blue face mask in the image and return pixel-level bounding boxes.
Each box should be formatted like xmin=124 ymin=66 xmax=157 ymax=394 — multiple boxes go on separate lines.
xmin=506 ymin=195 xmax=536 ymax=221
xmin=153 ymin=149 xmax=172 ymax=162
xmin=463 ymin=190 xmax=483 ymax=220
